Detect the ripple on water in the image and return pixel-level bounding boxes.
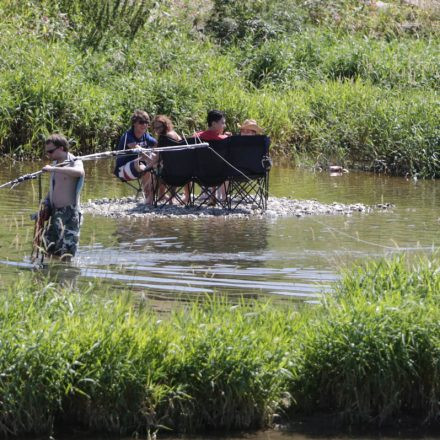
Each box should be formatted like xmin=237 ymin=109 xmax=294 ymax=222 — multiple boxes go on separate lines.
xmin=0 ymin=162 xmax=439 ymax=302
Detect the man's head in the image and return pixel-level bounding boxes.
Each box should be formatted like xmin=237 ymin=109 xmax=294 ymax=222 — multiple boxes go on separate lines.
xmin=207 ymin=110 xmax=226 ymax=134
xmin=131 ymin=110 xmax=151 ymax=137
xmin=45 ymin=134 xmax=69 ymax=159
xmin=131 ymin=110 xmax=150 ymax=126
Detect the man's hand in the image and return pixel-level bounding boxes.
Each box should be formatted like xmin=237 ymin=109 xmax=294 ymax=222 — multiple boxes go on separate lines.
xmin=42 ymin=165 xmax=54 ymax=173
xmin=140 ymin=152 xmax=155 ymax=161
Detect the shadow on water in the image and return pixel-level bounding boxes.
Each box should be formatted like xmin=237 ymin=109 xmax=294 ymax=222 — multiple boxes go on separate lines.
xmin=73 ymin=423 xmax=440 ymax=440
xmin=0 ymin=159 xmax=438 ymax=301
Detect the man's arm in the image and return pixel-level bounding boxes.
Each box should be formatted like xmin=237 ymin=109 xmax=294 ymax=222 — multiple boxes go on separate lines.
xmin=42 ymin=161 xmax=84 ymax=177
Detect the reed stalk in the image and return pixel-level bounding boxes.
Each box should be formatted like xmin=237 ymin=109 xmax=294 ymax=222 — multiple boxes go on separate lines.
xmin=1 ymin=253 xmax=440 ymax=436
xmin=0 ymin=0 xmax=438 ymax=176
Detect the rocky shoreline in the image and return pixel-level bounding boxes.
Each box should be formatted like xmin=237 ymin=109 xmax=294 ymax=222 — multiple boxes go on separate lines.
xmin=83 ymin=196 xmax=393 ymax=219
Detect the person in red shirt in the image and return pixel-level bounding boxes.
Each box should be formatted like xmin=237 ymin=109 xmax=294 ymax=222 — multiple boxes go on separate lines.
xmin=195 ymin=110 xmax=231 ymax=205
xmin=196 ymin=110 xmax=231 ymax=141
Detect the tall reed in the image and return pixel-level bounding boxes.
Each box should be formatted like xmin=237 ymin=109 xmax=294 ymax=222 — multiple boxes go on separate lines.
xmin=289 ymin=254 xmax=440 ymax=426
xmin=0 ymin=0 xmax=439 ymax=177
xmin=1 ymin=253 xmax=440 ymax=436
xmin=0 ymin=277 xmax=306 ymax=436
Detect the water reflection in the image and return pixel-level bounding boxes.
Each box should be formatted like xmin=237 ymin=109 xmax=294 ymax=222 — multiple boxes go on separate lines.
xmin=118 ymin=427 xmax=440 ymax=440
xmin=0 ymin=160 xmax=438 ymax=299
xmin=112 ymin=216 xmax=269 ymax=253
xmin=77 ymin=216 xmax=313 ymax=299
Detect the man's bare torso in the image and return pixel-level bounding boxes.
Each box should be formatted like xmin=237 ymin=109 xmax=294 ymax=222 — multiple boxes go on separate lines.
xmin=52 ymin=161 xmax=84 ymax=208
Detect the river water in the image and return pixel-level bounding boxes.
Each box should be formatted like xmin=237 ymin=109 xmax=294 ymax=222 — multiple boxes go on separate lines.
xmin=0 ymin=159 xmax=438 ymax=302
xmin=2 ymin=159 xmax=440 ymax=440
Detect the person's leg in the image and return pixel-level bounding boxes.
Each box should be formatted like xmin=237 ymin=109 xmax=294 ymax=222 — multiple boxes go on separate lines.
xmin=182 ymin=183 xmax=191 ymax=204
xmin=135 ymin=154 xmax=159 ymax=205
xmin=154 ymin=178 xmax=168 ymax=204
xmin=216 ymin=181 xmax=228 ymax=202
xmin=209 ymin=186 xmax=216 ymax=206
xmin=140 ymin=172 xmax=155 ymax=205
xmin=59 ymin=207 xmax=81 ymax=260
xmin=42 ymin=206 xmax=80 ymax=260
xmin=42 ymin=213 xmax=59 ymax=257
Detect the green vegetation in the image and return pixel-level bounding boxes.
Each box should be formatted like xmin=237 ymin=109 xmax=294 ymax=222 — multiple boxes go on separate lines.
xmin=0 ymin=0 xmax=439 ymax=176
xmin=1 ymin=253 xmax=440 ymax=437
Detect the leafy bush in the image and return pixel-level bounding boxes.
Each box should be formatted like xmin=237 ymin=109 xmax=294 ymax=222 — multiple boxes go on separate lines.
xmin=290 ymin=254 xmax=440 ymax=426
xmin=0 ymin=0 xmax=439 ymax=176
xmin=205 ymin=0 xmax=305 ymax=45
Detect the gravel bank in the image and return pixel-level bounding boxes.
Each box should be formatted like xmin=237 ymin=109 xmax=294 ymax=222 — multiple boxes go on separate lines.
xmin=83 ymin=196 xmax=393 ymax=219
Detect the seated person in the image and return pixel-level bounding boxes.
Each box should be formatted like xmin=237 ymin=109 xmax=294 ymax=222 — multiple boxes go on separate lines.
xmin=195 ymin=110 xmax=232 ymax=204
xmin=239 ymin=119 xmax=272 ymax=170
xmin=238 ymin=119 xmax=263 ymax=136
xmin=152 ymin=115 xmax=182 ymax=143
xmin=114 ymin=110 xmax=157 ymax=204
xmin=196 ymin=109 xmax=231 ymax=141
xmin=152 ymin=115 xmax=188 ymax=204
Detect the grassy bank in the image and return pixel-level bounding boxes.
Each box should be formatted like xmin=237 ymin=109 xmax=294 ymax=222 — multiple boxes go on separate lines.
xmin=1 ymin=253 xmax=440 ymax=437
xmin=0 ymin=0 xmax=439 ymax=176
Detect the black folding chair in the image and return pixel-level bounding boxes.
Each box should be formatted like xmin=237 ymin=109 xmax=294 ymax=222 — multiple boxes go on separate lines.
xmin=193 ymin=138 xmax=231 ymax=208
xmin=154 ymin=136 xmax=197 ymax=207
xmin=226 ymin=135 xmax=271 ymax=210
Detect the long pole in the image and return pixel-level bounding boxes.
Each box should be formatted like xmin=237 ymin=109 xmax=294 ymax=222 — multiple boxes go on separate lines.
xmin=0 ymin=142 xmax=209 ymax=189
xmin=30 ymin=174 xmax=45 ymax=263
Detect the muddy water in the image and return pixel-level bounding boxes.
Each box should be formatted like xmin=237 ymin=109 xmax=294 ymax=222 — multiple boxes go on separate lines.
xmin=160 ymin=432 xmax=440 ymax=440
xmin=59 ymin=427 xmax=440 ymax=440
xmin=0 ymin=159 xmax=438 ymax=302
xmin=2 ymin=160 xmax=440 ymax=439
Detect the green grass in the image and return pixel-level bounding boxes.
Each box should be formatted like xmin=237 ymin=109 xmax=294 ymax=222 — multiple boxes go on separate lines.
xmin=0 ymin=0 xmax=439 ymax=177
xmin=290 ymin=254 xmax=440 ymax=425
xmin=0 ymin=278 xmax=305 ymax=436
xmin=1 ymin=253 xmax=440 ymax=436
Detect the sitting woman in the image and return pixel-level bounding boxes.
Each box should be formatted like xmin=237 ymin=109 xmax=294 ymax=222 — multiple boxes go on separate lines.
xmin=152 ymin=115 xmax=190 ymax=204
xmin=238 ymin=119 xmax=263 ymax=136
xmin=152 ymin=115 xmax=182 ymax=143
xmin=114 ymin=110 xmax=157 ymax=205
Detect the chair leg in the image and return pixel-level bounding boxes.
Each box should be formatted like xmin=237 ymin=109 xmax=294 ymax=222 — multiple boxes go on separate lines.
xmin=227 ymin=176 xmax=268 ymax=211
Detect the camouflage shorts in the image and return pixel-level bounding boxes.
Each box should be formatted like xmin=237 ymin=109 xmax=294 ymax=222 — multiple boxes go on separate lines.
xmin=43 ymin=205 xmax=81 ymax=258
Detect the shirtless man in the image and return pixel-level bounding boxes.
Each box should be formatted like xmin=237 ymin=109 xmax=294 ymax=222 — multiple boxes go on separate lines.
xmin=41 ymin=134 xmax=85 ymax=260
